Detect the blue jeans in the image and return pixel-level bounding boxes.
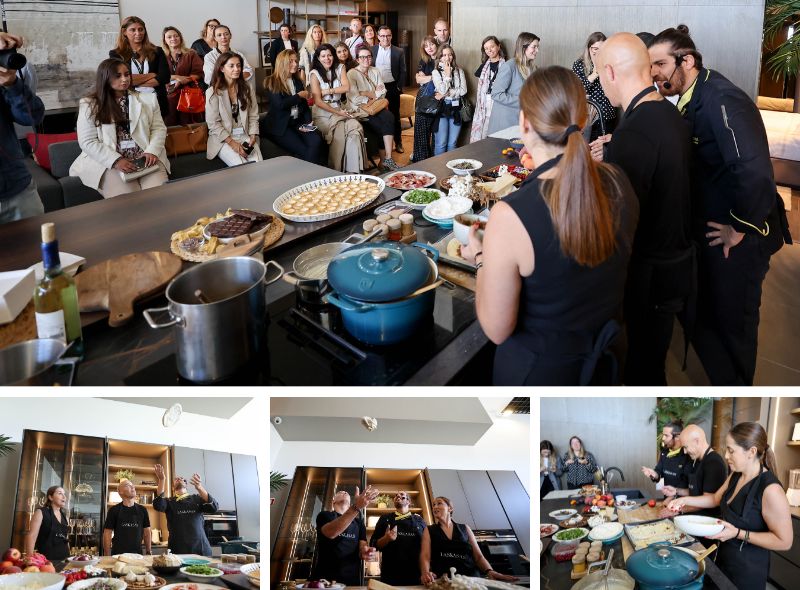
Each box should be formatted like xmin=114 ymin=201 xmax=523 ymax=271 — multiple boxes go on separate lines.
xmin=0 ymin=180 xmax=44 ymax=224
xmin=434 ymin=115 xmax=460 ymax=155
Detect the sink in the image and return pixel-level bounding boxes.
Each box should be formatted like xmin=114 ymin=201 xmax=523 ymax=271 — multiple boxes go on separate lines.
xmin=609 ymin=488 xmax=644 ymax=499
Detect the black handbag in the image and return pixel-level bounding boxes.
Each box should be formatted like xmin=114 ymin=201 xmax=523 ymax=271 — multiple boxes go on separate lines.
xmin=415 ymin=94 xmax=442 ymax=115
xmin=459 ymin=96 xmax=474 ymax=123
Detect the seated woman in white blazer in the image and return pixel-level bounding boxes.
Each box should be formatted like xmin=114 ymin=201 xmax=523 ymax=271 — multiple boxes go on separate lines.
xmin=70 ymin=58 xmax=169 ymax=198
xmin=206 ymin=51 xmax=261 ymax=167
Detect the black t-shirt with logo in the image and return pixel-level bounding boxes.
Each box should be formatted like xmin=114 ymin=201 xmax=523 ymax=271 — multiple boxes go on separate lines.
xmin=105 ymin=503 xmax=150 ymax=554
xmin=370 ymin=513 xmax=426 ymax=585
xmin=153 ymin=493 xmax=219 ymax=556
xmin=684 ymin=448 xmax=727 ymax=517
xmin=312 ymin=510 xmax=366 ymax=585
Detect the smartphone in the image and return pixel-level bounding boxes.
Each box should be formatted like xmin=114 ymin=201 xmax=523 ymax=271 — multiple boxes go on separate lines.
xmin=241 ymin=141 xmax=255 ymax=155
xmin=299 ymin=124 xmax=318 ymax=133
xmin=132 ymin=156 xmax=147 ymax=169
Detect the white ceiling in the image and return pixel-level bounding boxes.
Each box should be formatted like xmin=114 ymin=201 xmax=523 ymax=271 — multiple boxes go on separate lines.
xmin=270 ymin=397 xmax=510 ymax=445
xmin=101 ymin=397 xmax=253 ymax=419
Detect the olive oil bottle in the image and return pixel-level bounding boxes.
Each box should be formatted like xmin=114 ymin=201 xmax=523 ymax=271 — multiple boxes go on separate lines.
xmin=33 ymin=223 xmax=83 ymax=355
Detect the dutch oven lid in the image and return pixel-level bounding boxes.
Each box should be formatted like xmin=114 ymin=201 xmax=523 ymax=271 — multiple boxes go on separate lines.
xmin=626 ymin=545 xmax=699 ymax=587
xmin=327 ymin=241 xmax=431 ymax=302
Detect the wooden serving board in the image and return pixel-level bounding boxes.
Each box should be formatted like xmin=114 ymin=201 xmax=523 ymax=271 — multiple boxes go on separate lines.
xmin=617 ymin=503 xmax=663 ymax=524
xmin=75 ymin=252 xmax=182 ymax=327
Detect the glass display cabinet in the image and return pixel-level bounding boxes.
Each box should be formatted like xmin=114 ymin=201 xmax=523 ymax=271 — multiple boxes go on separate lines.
xmin=12 ymin=430 xmax=106 ymax=556
xmin=270 ymin=466 xmax=364 ymax=587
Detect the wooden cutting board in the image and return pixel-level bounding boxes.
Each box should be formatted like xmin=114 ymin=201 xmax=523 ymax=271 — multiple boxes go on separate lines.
xmin=75 ymin=252 xmax=182 ymax=327
xmin=617 ymin=503 xmax=663 ymax=524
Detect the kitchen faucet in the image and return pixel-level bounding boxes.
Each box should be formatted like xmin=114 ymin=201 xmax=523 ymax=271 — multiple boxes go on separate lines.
xmin=605 ymin=467 xmax=625 ymax=487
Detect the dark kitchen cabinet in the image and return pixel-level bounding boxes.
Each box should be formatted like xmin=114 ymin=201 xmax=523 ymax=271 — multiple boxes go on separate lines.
xmin=488 ymin=470 xmax=530 ymax=556
xmin=174 ymin=446 xmax=206 ymax=484
xmin=204 ymin=450 xmax=236 ymax=511
xmin=231 ymin=454 xmax=260 ymax=540
xmin=458 ymin=470 xmax=511 ymax=530
xmin=770 ymin=516 xmax=800 ymax=589
xmin=427 ymin=469 xmax=476 ymax=528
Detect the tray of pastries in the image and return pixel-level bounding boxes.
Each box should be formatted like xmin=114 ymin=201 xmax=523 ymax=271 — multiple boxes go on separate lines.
xmin=273 ymin=175 xmax=385 ymax=223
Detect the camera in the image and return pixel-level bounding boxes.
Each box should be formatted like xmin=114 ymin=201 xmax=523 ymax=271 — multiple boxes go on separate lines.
xmin=272 ymin=416 xmax=283 ymax=425
xmin=0 ymin=48 xmax=27 ymax=70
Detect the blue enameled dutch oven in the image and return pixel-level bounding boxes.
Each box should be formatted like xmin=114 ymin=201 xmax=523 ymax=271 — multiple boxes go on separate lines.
xmin=626 ymin=545 xmax=705 ymax=590
xmin=326 ymin=241 xmax=439 ymax=345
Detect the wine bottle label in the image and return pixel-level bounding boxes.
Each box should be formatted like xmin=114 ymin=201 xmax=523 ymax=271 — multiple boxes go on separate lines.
xmin=35 ymin=310 xmax=67 ymax=343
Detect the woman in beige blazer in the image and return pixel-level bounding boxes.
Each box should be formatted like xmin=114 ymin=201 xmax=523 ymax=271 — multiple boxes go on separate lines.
xmin=205 ymin=51 xmax=261 ymax=167
xmin=70 ymin=58 xmax=169 ymax=198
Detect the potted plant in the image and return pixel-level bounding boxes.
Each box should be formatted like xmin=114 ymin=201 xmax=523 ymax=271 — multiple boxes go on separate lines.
xmin=764 ymin=0 xmax=800 ymax=111
xmin=270 ymin=471 xmax=290 ymax=506
xmin=375 ymin=494 xmax=392 ymax=509
xmin=0 ymin=435 xmax=15 ymax=457
xmin=115 ymin=469 xmax=135 ymax=483
xmin=649 ymin=397 xmax=713 ymax=457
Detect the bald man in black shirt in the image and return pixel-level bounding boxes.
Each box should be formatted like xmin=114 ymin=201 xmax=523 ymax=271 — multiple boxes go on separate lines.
xmin=594 ymin=33 xmax=693 ymax=385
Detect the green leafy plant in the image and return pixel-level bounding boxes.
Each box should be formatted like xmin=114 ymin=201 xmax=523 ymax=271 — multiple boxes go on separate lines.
xmin=270 ymin=471 xmax=290 ymax=493
xmin=375 ymin=494 xmax=392 ymax=507
xmin=0 ymin=435 xmax=15 ymax=458
xmin=115 ymin=469 xmax=135 ymax=482
xmin=764 ymin=1 xmax=800 ymax=81
xmin=649 ymin=397 xmax=713 ymax=455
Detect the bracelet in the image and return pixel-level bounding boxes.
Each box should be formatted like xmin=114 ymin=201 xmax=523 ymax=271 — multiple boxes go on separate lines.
xmin=482 ymin=569 xmax=493 ymax=576
xmin=473 ymin=250 xmax=482 ymax=258
xmin=475 ymin=261 xmax=484 ymax=271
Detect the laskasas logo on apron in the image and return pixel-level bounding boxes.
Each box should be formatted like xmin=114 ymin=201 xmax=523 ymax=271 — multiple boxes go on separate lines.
xmin=176 ymin=509 xmax=196 ymax=515
xmin=338 ymin=532 xmax=357 ymax=539
xmin=121 ymin=522 xmax=140 ymax=527
xmin=397 ymin=530 xmax=417 ymax=537
xmin=439 ymin=552 xmax=467 ymax=559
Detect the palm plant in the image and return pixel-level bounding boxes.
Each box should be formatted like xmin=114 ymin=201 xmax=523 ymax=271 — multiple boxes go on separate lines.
xmin=648 ymin=397 xmax=713 ymax=455
xmin=0 ymin=435 xmax=15 ymax=458
xmin=270 ymin=470 xmax=290 ymax=493
xmin=764 ymin=1 xmax=800 ymax=82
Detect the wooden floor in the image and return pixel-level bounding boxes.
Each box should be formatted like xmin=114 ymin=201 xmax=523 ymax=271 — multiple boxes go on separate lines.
xmin=666 ymin=187 xmax=800 ymax=385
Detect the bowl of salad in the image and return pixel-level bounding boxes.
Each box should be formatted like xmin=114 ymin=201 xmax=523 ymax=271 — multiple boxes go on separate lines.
xmin=400 ymin=188 xmax=445 ymax=210
xmin=552 ymin=527 xmax=590 ymax=543
xmin=178 ymin=566 xmax=223 ymax=583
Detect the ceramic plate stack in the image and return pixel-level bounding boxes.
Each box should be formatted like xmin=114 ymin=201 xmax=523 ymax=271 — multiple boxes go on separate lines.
xmin=588 ymin=521 xmax=624 ymax=544
xmin=240 ymin=563 xmax=260 ymax=587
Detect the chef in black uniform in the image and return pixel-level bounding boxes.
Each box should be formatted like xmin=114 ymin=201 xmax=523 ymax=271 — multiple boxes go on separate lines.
xmin=641 ymin=421 xmax=688 ymax=493
xmin=661 ymin=424 xmax=726 ymax=519
xmin=666 ymin=422 xmax=793 ymax=590
xmin=153 ymin=464 xmax=218 ymax=556
xmin=103 ymin=479 xmax=152 ymax=555
xmin=420 ymin=497 xmax=517 ymax=584
xmin=370 ymin=491 xmax=426 ymax=585
xmin=311 ymin=486 xmax=378 ymax=585
xmin=25 ymin=485 xmax=70 ymax=560
xmin=648 ymin=26 xmax=792 ymax=386
xmin=593 ymin=33 xmax=693 ymax=386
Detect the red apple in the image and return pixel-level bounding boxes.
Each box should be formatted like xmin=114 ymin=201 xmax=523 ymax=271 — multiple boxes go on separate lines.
xmin=40 ymin=563 xmax=56 ymax=574
xmin=2 ymin=549 xmax=20 ymax=563
xmin=1 ymin=565 xmax=22 ymax=575
xmin=597 ymin=500 xmax=607 ymax=508
xmin=0 ymin=561 xmax=13 ymax=569
xmin=648 ymin=499 xmax=656 ymax=508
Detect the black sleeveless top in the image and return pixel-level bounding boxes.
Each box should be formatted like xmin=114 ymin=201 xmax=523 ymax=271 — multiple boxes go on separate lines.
xmin=428 ymin=521 xmax=479 ymax=577
xmin=715 ymin=469 xmax=781 ymax=590
xmin=35 ymin=506 xmax=70 ymax=561
xmin=501 ymin=156 xmax=639 ymax=353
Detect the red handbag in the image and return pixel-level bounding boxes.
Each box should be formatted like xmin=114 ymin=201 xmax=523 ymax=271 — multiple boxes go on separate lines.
xmin=177 ymin=83 xmax=205 ymax=113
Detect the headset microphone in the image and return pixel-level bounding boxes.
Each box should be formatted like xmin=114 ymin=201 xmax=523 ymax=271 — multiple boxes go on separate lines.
xmin=662 ymin=54 xmax=684 ymax=90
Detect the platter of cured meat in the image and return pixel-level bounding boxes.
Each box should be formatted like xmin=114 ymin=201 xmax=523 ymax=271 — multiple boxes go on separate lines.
xmin=384 ymin=170 xmax=437 ymax=190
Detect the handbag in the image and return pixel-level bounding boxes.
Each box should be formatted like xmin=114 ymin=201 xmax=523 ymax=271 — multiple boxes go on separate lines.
xmin=415 ymin=94 xmax=442 ymax=115
xmin=352 ymin=69 xmax=389 ymax=117
xmin=177 ymin=83 xmax=205 ymax=113
xmin=459 ymin=96 xmax=474 ymax=123
xmin=164 ymin=122 xmax=208 ymax=157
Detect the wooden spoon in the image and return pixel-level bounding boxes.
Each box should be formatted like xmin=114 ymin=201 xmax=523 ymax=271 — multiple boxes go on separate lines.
xmin=694 ymin=544 xmax=717 ymax=562
xmin=403 ymin=278 xmax=444 ymax=299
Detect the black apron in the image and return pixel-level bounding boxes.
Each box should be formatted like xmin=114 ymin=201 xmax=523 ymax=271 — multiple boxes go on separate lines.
xmin=373 ymin=513 xmax=425 ymax=585
xmin=35 ymin=506 xmax=70 ymax=561
xmin=312 ymin=510 xmax=363 ymax=585
xmin=107 ymin=503 xmax=148 ymax=555
xmin=158 ymin=495 xmax=214 ymax=556
xmin=715 ymin=470 xmax=777 ymax=590
xmin=429 ymin=522 xmax=479 ymax=578
xmin=657 ymin=449 xmax=688 ymax=489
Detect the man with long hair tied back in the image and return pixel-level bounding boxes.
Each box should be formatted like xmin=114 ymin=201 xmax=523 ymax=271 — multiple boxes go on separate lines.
xmin=461 ymin=66 xmax=639 ymax=385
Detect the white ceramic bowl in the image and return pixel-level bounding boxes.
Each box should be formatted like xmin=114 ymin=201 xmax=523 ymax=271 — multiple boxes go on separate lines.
xmin=0 ymin=573 xmax=65 ymax=590
xmin=552 ymin=527 xmax=589 ymax=543
xmin=548 ymin=508 xmax=577 ymax=521
xmin=453 ymin=213 xmax=489 ymax=245
xmin=588 ymin=521 xmax=623 ymax=541
xmin=615 ymin=495 xmax=627 ymax=504
xmin=65 ymin=556 xmax=100 ymax=569
xmin=400 ymin=188 xmax=446 ymax=210
xmin=423 ymin=196 xmax=473 ymax=221
xmin=67 ymin=578 xmax=126 ymax=590
xmin=674 ymin=514 xmax=725 ymax=537
xmin=446 ymin=159 xmax=482 ymax=176
xmin=178 ymin=566 xmax=223 ymax=583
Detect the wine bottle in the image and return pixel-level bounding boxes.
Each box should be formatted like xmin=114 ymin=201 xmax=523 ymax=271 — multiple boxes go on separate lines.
xmin=33 ymin=223 xmax=83 ymax=355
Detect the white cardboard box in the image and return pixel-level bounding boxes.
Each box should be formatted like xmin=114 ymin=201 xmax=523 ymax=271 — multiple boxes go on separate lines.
xmin=0 ymin=269 xmax=35 ymax=324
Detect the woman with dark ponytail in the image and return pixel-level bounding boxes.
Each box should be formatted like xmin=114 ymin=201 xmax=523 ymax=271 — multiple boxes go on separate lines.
xmin=667 ymin=422 xmax=793 ymax=589
xmin=460 ymin=66 xmax=638 ymax=385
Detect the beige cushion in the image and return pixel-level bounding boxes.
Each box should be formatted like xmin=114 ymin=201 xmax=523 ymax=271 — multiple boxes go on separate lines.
xmin=400 ymin=93 xmax=415 ymax=118
xmin=757 ymin=96 xmax=795 ymax=113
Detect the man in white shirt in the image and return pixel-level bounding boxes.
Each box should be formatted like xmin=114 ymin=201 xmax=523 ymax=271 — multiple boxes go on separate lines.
xmin=371 ymin=26 xmax=406 ymax=153
xmin=345 ymin=17 xmax=364 ymax=59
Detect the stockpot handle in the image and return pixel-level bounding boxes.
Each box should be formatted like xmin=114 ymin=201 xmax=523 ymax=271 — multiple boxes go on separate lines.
xmin=263 ymin=260 xmax=285 ymax=286
xmin=143 ymin=305 xmax=183 ymax=329
xmin=412 ymin=241 xmax=440 ymax=262
xmin=325 ymin=292 xmax=375 ymax=313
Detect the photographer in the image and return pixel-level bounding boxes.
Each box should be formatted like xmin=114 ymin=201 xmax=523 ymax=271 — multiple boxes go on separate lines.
xmin=1 ymin=32 xmax=45 ymax=223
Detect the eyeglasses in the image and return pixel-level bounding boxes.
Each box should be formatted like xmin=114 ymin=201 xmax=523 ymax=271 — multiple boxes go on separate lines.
xmin=357 ymin=55 xmax=372 ymax=59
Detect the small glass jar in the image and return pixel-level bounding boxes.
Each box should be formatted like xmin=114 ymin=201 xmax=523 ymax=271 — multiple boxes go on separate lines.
xmin=374 ymin=223 xmax=389 ymax=239
xmin=572 ymin=554 xmax=587 ymax=574
xmin=387 ymin=219 xmax=402 ymax=241
xmin=376 ymin=213 xmax=391 ymax=225
xmin=363 ymin=219 xmax=378 ymax=235
xmin=586 ymin=551 xmax=600 ymax=565
xmin=399 ymin=213 xmax=414 ymax=236
xmin=389 ymin=209 xmax=404 ymax=219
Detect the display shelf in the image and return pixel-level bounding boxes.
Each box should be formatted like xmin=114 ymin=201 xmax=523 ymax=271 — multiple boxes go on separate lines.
xmin=366 ymin=507 xmax=423 ymax=513
xmin=791 ymin=408 xmax=800 ymax=415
